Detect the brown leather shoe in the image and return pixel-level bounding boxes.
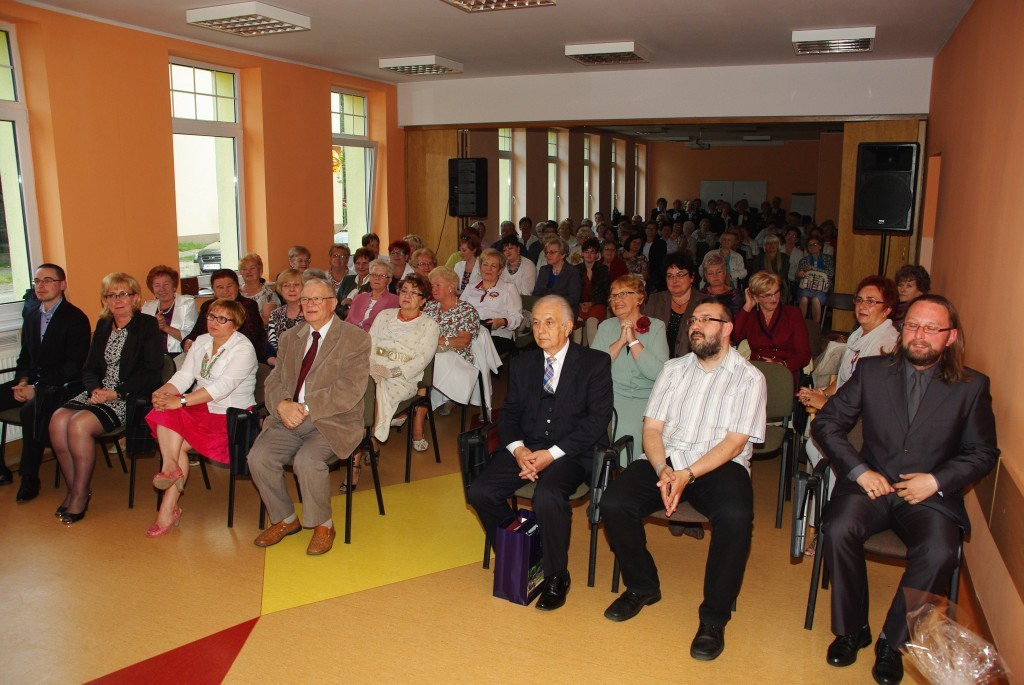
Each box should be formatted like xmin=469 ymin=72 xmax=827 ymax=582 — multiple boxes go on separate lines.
xmin=306 ymin=525 xmax=336 ymax=555
xmin=253 ymin=518 xmax=301 ymax=547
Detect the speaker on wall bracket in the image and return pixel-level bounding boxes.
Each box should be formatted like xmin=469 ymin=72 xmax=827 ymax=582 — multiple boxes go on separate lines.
xmin=852 ymin=142 xmax=919 ymax=233
xmin=448 ymin=157 xmax=488 ymax=218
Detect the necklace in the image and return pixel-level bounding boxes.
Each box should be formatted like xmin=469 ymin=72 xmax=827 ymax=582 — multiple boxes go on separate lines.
xmin=200 ymin=346 xmax=226 ymax=379
xmin=671 ymin=294 xmax=691 ymax=313
xmin=158 ymin=302 xmax=174 ymax=317
xmin=397 ymin=310 xmax=420 ymax=322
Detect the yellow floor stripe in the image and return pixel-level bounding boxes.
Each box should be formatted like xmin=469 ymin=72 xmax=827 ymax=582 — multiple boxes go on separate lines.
xmin=261 ymin=472 xmax=485 ymax=614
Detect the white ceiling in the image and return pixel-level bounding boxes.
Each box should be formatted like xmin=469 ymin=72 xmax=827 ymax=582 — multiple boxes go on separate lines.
xmin=26 ymin=0 xmax=973 ymax=83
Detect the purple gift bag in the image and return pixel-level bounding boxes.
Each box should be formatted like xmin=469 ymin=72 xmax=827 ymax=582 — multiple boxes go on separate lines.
xmin=492 ymin=509 xmax=545 ymax=605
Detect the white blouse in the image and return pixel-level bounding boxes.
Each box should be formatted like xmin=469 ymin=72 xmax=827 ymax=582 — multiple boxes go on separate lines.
xmin=141 ymin=294 xmax=199 ymax=354
xmin=459 ymin=279 xmax=523 ymax=340
xmin=167 ymin=331 xmax=257 ymax=414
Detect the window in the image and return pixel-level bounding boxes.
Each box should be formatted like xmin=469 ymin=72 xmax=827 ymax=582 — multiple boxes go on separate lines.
xmin=610 ymin=140 xmax=619 ymax=216
xmin=169 ymin=61 xmax=243 ymax=281
xmin=634 ymin=144 xmax=646 ymax=216
xmin=547 ymin=130 xmax=558 ymax=220
xmin=0 ymin=26 xmax=40 ymax=318
xmin=498 ymin=127 xmax=512 ymax=224
xmin=582 ymin=135 xmax=591 ymax=221
xmin=331 ymin=91 xmax=376 ymax=247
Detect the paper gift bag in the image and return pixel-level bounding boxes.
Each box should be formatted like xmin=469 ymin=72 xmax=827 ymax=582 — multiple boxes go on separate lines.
xmin=493 ymin=509 xmax=545 ymax=605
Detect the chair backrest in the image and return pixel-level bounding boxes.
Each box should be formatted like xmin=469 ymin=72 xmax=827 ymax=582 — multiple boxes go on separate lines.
xmin=457 ymin=422 xmax=498 ymax=503
xmin=750 ymin=360 xmax=795 ymax=422
xmin=825 ymin=292 xmax=856 ymax=311
xmin=361 ymin=376 xmax=376 ymax=429
xmin=803 ymin=316 xmax=822 ymax=358
xmin=521 ymin=295 xmax=539 ymax=313
xmin=253 ymin=363 xmax=272 ymax=407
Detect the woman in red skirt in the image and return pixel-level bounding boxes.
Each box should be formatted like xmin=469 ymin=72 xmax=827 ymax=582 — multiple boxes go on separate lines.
xmin=145 ymin=299 xmax=257 ymax=537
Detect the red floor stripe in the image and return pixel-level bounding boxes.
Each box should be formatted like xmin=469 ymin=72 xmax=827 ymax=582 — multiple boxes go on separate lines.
xmin=87 ymin=617 xmax=259 ymax=685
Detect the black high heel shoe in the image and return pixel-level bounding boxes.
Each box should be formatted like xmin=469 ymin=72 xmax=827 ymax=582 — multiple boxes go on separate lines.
xmin=55 ymin=489 xmax=91 ymax=518
xmin=60 ymin=492 xmax=92 ymax=525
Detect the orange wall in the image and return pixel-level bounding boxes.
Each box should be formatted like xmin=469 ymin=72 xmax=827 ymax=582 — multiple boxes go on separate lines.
xmin=647 ymin=140 xmax=831 ymax=220
xmin=0 ymin=0 xmax=403 ymax=313
xmin=928 ymin=0 xmax=1024 ymax=669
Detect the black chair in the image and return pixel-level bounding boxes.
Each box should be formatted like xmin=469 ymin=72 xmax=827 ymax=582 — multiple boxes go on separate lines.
xmin=802 ymin=458 xmax=963 ymax=630
xmin=821 ymin=292 xmax=856 ymax=333
xmin=390 ymin=358 xmax=440 ymax=483
xmin=124 ymin=356 xmax=182 ymax=508
xmin=750 ymin=360 xmax=799 ymax=528
xmin=803 ymin=316 xmax=822 ymax=358
xmin=0 ymin=369 xmax=65 ymax=488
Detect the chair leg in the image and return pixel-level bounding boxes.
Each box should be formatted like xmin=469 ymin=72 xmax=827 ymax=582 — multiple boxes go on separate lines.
xmin=128 ymin=450 xmax=137 ymax=509
xmin=482 ymin=536 xmax=491 ymax=569
xmin=198 ymin=456 xmax=211 ymax=490
xmin=611 ymin=557 xmax=621 ymax=594
xmin=369 ymin=444 xmax=385 ymax=516
xmin=227 ymin=472 xmax=236 ymax=528
xmin=404 ymin=419 xmax=413 ymax=484
xmin=804 ymin=529 xmax=826 ymax=630
xmin=113 ymin=439 xmax=127 ymax=474
xmin=258 ymin=500 xmax=267 ymax=529
xmin=100 ymin=440 xmax=114 ymax=469
xmin=775 ymin=446 xmax=788 ymax=529
xmin=427 ymin=406 xmax=441 ymax=464
xmin=587 ymin=521 xmax=599 ymax=588
xmin=344 ymin=458 xmax=353 ymax=545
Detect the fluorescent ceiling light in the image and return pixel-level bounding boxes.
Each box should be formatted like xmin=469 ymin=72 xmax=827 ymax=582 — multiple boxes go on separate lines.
xmin=743 ymin=135 xmax=772 ymax=141
xmin=379 ymin=55 xmax=463 ymax=75
xmin=565 ymin=41 xmax=648 ymax=66
xmin=440 ymin=0 xmax=555 ymax=11
xmin=186 ymin=2 xmax=310 ymax=36
xmin=792 ymin=27 xmax=875 ymax=55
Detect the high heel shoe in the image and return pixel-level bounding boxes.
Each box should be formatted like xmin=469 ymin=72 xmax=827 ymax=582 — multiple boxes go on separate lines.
xmin=145 ymin=507 xmax=183 ymax=538
xmin=55 ymin=489 xmax=91 ymax=518
xmin=153 ymin=467 xmax=184 ymax=492
xmin=338 ymin=464 xmax=361 ymax=494
xmin=60 ymin=492 xmax=92 ymax=525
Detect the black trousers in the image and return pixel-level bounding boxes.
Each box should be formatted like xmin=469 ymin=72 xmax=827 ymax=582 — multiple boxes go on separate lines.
xmin=822 ymin=491 xmax=961 ymax=645
xmin=466 ymin=449 xmax=588 ymax=577
xmin=0 ymin=382 xmax=44 ymax=479
xmin=602 ymin=459 xmax=754 ymax=626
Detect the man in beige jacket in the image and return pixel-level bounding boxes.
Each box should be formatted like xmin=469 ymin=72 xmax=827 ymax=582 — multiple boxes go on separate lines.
xmin=249 ymin=278 xmax=371 ymax=556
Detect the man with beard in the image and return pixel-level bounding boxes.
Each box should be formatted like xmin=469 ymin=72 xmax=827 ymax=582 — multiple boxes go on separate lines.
xmin=812 ymin=294 xmax=998 ymax=685
xmin=599 ymin=301 xmax=766 ymax=661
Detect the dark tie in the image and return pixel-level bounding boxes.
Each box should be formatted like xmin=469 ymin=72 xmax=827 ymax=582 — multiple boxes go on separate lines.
xmin=543 ymin=356 xmax=556 ymax=394
xmin=907 ymin=370 xmax=923 ymax=424
xmin=293 ymin=331 xmax=321 ymax=401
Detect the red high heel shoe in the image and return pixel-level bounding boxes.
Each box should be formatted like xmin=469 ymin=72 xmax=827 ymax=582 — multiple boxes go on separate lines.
xmin=146 ymin=507 xmax=183 ymax=538
xmin=152 ymin=467 xmax=184 ymax=492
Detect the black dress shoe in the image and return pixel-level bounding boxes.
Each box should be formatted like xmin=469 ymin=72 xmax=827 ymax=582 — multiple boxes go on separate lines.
xmin=535 ymin=572 xmax=570 ymax=611
xmin=827 ymin=625 xmax=872 ymax=666
xmin=16 ymin=477 xmax=40 ymax=503
xmin=668 ymin=522 xmax=705 ymax=540
xmin=871 ymin=638 xmax=904 ymax=685
xmin=604 ymin=589 xmax=662 ymax=622
xmin=0 ymin=467 xmax=13 ymax=486
xmin=690 ymin=622 xmax=726 ymax=661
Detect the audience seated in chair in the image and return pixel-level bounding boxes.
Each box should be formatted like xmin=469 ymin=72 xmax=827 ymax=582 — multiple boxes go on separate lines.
xmin=141 ymin=265 xmax=198 ymax=356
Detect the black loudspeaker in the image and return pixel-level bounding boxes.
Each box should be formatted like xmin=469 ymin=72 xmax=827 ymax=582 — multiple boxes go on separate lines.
xmin=853 ymin=142 xmax=919 ymax=232
xmin=448 ymin=157 xmax=487 ymax=217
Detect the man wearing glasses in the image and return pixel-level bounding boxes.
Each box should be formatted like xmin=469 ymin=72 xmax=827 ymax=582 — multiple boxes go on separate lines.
xmin=0 ymin=264 xmax=90 ymax=501
xmin=248 ymin=278 xmax=371 ymax=556
xmin=812 ymin=294 xmax=998 ymax=685
xmin=599 ymin=301 xmax=766 ymax=662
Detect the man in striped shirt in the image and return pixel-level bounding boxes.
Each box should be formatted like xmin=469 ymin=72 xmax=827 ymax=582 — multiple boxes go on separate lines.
xmin=600 ymin=301 xmax=766 ymax=662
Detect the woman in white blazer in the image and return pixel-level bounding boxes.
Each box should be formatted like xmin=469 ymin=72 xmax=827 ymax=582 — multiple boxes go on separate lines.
xmin=141 ymin=265 xmax=198 ymax=354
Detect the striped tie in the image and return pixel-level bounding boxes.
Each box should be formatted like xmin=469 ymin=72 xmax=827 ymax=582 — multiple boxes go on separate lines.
xmin=543 ymin=355 xmax=556 ymax=394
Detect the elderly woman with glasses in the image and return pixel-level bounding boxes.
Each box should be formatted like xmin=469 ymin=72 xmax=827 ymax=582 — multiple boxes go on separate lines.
xmin=266 ymin=268 xmax=304 ymax=367
xmin=326 ymin=243 xmax=351 ymax=292
xmin=645 ymin=253 xmax=713 ymax=359
xmin=388 ymin=240 xmax=415 ymax=290
xmin=144 ymin=298 xmax=257 ymax=537
xmin=238 ymin=253 xmax=279 ymax=326
xmin=346 ymin=258 xmax=400 ymax=333
xmin=49 ymin=272 xmax=164 ymax=524
xmin=533 ymin=236 xmax=581 ymax=316
xmin=735 ymin=270 xmax=811 ymax=389
xmin=141 ymin=265 xmax=198 ymax=356
xmin=592 ymin=274 xmax=670 ymax=464
xmin=460 ymin=248 xmax=522 ymax=357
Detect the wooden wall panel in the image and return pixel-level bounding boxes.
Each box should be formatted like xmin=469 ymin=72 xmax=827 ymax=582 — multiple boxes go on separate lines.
xmin=406 ymin=129 xmax=459 ymax=260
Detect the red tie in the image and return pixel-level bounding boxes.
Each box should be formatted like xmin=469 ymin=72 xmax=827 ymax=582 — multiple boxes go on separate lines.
xmin=293 ymin=331 xmax=321 ymax=401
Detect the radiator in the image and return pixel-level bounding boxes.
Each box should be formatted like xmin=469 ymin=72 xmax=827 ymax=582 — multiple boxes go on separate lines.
xmin=0 ymin=328 xmax=22 ymax=442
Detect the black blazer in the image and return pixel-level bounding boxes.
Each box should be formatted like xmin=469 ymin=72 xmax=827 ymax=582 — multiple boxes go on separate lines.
xmin=576 ymin=261 xmax=610 ymax=307
xmin=644 ymin=288 xmax=713 ymax=358
xmin=812 ymin=356 xmax=999 ymax=532
xmin=533 ymin=264 xmax=582 ymax=316
xmin=499 ymin=343 xmax=613 ymax=464
xmin=15 ymin=298 xmax=91 ymax=387
xmin=643 ymin=238 xmax=668 ymax=292
xmin=82 ymin=314 xmax=164 ymax=398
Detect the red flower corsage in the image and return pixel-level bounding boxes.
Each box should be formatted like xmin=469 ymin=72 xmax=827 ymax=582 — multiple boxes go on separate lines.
xmin=635 ymin=316 xmax=651 ymax=335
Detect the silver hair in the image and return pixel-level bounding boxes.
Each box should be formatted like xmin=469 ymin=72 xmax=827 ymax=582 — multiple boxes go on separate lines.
xmin=368 ymin=257 xmax=391 ymax=275
xmin=535 ymin=294 xmax=574 ymax=325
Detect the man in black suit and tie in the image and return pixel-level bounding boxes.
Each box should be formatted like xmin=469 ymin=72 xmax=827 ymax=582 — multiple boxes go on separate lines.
xmin=813 ymin=294 xmax=999 ymax=685
xmin=467 ymin=294 xmax=613 ymax=611
xmin=0 ymin=264 xmax=90 ymax=501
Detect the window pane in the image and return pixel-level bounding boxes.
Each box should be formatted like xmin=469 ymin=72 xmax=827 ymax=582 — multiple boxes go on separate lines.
xmin=0 ymin=32 xmax=11 ymax=67
xmin=331 ymin=113 xmax=341 ymax=135
xmin=333 ymin=145 xmax=374 ymax=246
xmin=170 ymin=64 xmax=194 ymax=92
xmin=332 ymin=92 xmax=367 ymax=137
xmin=547 ymin=162 xmax=556 ymax=219
xmin=0 ymin=121 xmax=31 ymax=304
xmin=330 ymin=91 xmax=340 ymax=112
xmin=499 ymin=158 xmax=512 ymax=224
xmin=215 ymin=71 xmax=234 ymax=98
xmin=194 ymin=69 xmax=214 ymax=95
xmin=216 ymin=97 xmax=235 ymax=123
xmin=170 ymin=63 xmax=236 ymax=123
xmin=171 ymin=92 xmax=196 ymax=120
xmin=0 ymin=68 xmax=14 ymax=102
xmin=172 ymin=134 xmax=239 ymax=280
xmin=195 ymin=94 xmax=216 ymax=121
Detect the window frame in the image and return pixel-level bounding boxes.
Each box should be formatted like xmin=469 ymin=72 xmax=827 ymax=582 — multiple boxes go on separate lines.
xmin=330 ymin=88 xmax=377 ymax=246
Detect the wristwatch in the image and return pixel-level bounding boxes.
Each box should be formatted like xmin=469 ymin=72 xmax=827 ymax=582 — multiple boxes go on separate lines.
xmin=684 ymin=467 xmax=696 ymax=485
xmin=179 ymin=395 xmax=187 ymax=407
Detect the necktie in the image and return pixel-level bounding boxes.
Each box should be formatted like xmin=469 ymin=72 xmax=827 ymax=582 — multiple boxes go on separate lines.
xmin=907 ymin=370 xmax=923 ymax=424
xmin=293 ymin=331 xmax=321 ymax=401
xmin=543 ymin=355 xmax=556 ymax=394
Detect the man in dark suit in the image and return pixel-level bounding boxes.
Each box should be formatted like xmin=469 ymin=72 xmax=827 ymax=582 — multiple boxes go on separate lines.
xmin=0 ymin=264 xmax=90 ymax=501
xmin=812 ymin=294 xmax=999 ymax=685
xmin=467 ymin=294 xmax=612 ymax=611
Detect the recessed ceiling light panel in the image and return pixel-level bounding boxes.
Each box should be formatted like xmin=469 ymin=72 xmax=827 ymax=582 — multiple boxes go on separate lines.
xmin=792 ymin=27 xmax=875 ymax=55
xmin=379 ymin=55 xmax=464 ymax=75
xmin=186 ymin=2 xmax=310 ymax=36
xmin=441 ymin=0 xmax=555 ymax=12
xmin=565 ymin=41 xmax=648 ymax=66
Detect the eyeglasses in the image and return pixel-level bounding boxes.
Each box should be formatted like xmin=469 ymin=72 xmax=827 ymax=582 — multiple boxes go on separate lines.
xmin=544 ymin=249 xmax=561 ymax=255
xmin=206 ymin=313 xmax=231 ymax=324
xmin=688 ymin=315 xmax=727 ymax=326
xmin=299 ymin=296 xmax=336 ymax=305
xmin=330 ymin=253 xmax=347 ymax=259
xmin=756 ymin=290 xmax=781 ymax=300
xmin=389 ymin=250 xmax=407 ymax=257
xmin=32 ymin=278 xmax=64 ymax=285
xmin=369 ymin=273 xmax=390 ymax=279
xmin=903 ymin=321 xmax=953 ymax=335
xmin=103 ymin=291 xmax=134 ymax=300
xmin=853 ymin=296 xmax=882 ymax=306
xmin=399 ymin=288 xmax=425 ymax=297
xmin=609 ymin=291 xmax=639 ymax=300
xmin=665 ymin=272 xmax=692 ymax=280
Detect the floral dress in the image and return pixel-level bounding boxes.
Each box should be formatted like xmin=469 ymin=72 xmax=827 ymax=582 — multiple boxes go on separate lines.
xmin=422 ymin=299 xmax=480 ymax=364
xmin=266 ymin=305 xmax=305 ymax=357
xmin=64 ymin=328 xmax=128 ymax=428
